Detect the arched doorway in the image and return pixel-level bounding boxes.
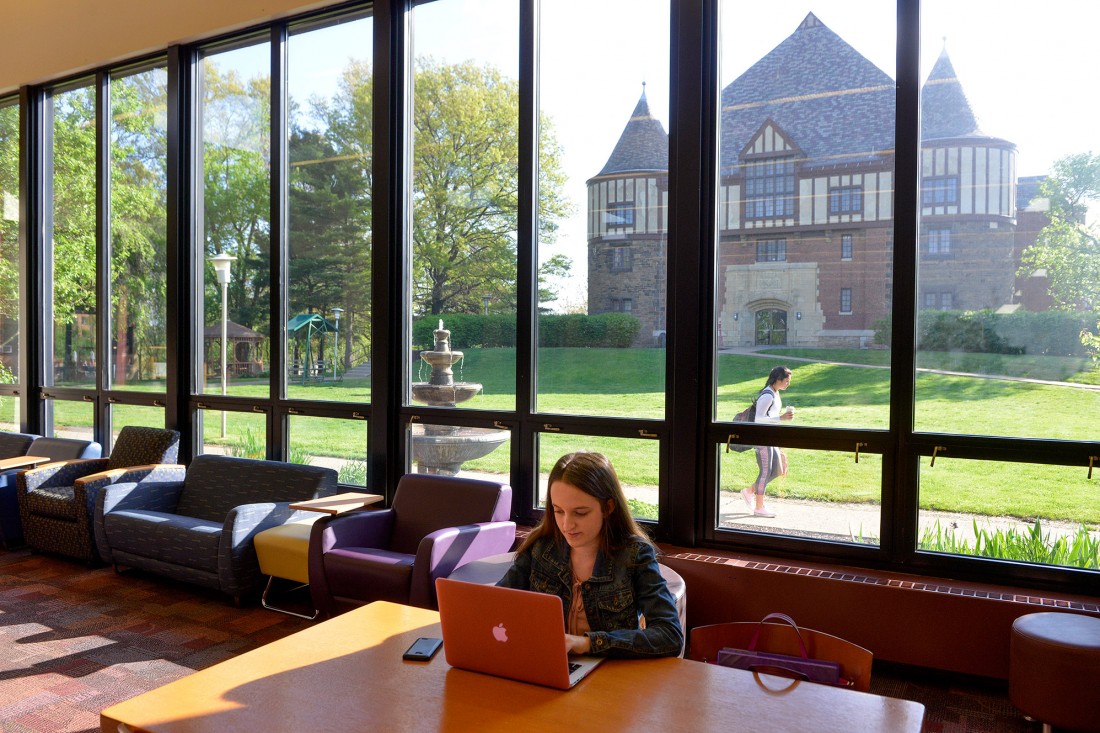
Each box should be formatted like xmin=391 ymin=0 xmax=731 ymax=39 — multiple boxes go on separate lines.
xmin=755 ymin=309 xmax=788 ymax=346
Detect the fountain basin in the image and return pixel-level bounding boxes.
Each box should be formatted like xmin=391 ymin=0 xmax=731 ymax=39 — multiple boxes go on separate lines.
xmin=411 ymin=382 xmax=483 ymax=406
xmin=411 ymin=426 xmax=510 ymax=476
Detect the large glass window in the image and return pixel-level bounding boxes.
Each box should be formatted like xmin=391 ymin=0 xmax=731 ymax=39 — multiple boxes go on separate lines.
xmin=913 ymin=1 xmax=1100 ymax=571
xmin=409 ymin=0 xmax=519 ymax=414
xmin=537 ymin=0 xmax=669 ymax=419
xmin=47 ymin=82 xmax=97 ymax=389
xmin=0 ymin=98 xmax=19 ymax=390
xmin=286 ymin=14 xmax=373 ymax=403
xmin=715 ymin=5 xmax=895 ymax=436
xmin=197 ymin=41 xmax=271 ymax=399
xmin=110 ymin=65 xmax=169 ymax=392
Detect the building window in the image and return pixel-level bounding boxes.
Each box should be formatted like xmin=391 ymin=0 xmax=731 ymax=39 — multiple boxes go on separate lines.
xmin=840 ymin=233 xmax=853 ymax=261
xmin=609 ymin=245 xmax=633 ymax=272
xmin=622 ymin=298 xmax=632 ymax=313
xmin=840 ymin=288 xmax=852 ymax=314
xmin=755 ymin=239 xmax=787 ymax=262
xmin=605 ymin=201 xmax=635 ymax=227
xmin=924 ymin=292 xmax=937 ymax=308
xmin=926 ymin=228 xmax=951 ymax=255
xmin=609 ymin=298 xmax=632 ymax=313
xmin=940 ymin=292 xmax=953 ymax=310
xmin=745 ymin=156 xmax=796 ymax=219
xmin=829 ymin=186 xmax=862 ymax=214
xmin=921 ymin=176 xmax=959 ymax=206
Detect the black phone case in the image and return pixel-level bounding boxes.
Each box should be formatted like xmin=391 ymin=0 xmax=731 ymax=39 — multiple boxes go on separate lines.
xmin=403 ymin=637 xmax=442 ymax=661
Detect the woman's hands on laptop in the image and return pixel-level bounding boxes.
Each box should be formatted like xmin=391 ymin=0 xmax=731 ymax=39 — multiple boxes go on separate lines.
xmin=565 ymin=633 xmax=591 ymax=655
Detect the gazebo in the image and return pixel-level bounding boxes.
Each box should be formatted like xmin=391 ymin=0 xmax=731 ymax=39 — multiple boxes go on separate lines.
xmin=287 ymin=313 xmax=337 ymax=383
xmin=202 ymin=320 xmax=266 ymax=377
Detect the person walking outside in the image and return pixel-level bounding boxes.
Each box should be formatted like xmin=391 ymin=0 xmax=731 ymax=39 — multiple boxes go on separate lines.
xmin=741 ymin=366 xmax=795 ymax=517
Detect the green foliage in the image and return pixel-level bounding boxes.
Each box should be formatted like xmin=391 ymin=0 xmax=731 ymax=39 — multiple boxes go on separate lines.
xmin=912 ymin=309 xmax=1092 ymax=357
xmin=338 ymin=459 xmax=368 ymax=486
xmin=1019 ymin=152 xmax=1100 ymax=315
xmin=413 ymin=313 xmax=640 ymax=349
xmin=537 ymin=313 xmax=640 ymax=348
xmin=227 ymin=427 xmax=265 ymax=459
xmin=409 ymin=58 xmax=572 ymax=316
xmin=919 ymin=520 xmax=1100 ymax=569
xmin=627 ymin=498 xmax=659 ymax=520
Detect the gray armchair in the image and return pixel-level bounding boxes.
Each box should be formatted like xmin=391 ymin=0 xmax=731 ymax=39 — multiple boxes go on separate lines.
xmin=17 ymin=426 xmax=179 ymax=562
xmin=95 ymin=454 xmax=338 ymax=603
xmin=0 ymin=437 xmax=101 ymax=549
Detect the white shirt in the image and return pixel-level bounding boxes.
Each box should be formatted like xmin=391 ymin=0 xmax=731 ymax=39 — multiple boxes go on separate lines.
xmin=754 ymin=386 xmax=784 ymax=424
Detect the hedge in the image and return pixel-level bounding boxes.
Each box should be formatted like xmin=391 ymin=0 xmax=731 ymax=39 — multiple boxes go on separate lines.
xmin=873 ymin=309 xmax=1096 ymax=356
xmin=413 ymin=313 xmax=640 ymax=349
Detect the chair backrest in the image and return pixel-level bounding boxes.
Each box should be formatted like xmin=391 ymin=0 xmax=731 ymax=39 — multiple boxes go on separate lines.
xmin=0 ymin=431 xmax=38 ymax=460
xmin=389 ymin=474 xmax=511 ymax=555
xmin=28 ymin=436 xmax=103 ymax=461
xmin=176 ymin=454 xmax=338 ymax=522
xmin=106 ymin=426 xmax=180 ymax=470
xmin=688 ymin=620 xmax=873 ymax=692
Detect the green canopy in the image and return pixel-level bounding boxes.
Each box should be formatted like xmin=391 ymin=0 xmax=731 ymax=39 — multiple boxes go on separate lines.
xmin=287 ymin=313 xmax=338 ymax=382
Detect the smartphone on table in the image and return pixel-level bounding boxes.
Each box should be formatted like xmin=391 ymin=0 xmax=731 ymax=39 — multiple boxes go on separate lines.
xmin=403 ymin=637 xmax=443 ymax=661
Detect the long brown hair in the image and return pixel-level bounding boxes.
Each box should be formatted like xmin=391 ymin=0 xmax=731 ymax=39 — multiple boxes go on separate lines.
xmin=516 ymin=451 xmax=651 ymax=556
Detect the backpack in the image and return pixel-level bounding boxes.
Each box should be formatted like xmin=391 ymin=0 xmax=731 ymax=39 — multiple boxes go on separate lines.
xmin=728 ymin=388 xmax=773 ymax=452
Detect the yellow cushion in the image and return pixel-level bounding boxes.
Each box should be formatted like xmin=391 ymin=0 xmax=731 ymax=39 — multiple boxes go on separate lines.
xmin=254 ymin=520 xmax=317 ymax=583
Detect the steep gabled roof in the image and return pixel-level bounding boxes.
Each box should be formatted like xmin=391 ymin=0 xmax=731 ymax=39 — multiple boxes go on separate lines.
xmin=594 ymin=86 xmax=669 ymax=178
xmin=719 ymin=12 xmax=895 ymax=174
xmin=920 ymin=48 xmax=982 ymax=140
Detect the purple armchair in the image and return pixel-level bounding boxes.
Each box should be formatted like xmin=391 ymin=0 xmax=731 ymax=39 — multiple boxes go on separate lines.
xmin=308 ymin=474 xmax=515 ymax=617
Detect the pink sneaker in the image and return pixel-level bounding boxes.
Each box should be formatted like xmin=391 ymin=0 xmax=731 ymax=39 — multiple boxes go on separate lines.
xmin=753 ymin=506 xmax=776 ymax=518
xmin=741 ymin=488 xmax=754 ymax=510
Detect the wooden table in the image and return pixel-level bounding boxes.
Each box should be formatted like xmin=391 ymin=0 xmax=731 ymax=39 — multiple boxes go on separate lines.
xmin=0 ymin=455 xmax=51 ymax=471
xmin=289 ymin=491 xmax=383 ymax=514
xmin=100 ymin=601 xmax=924 ymax=733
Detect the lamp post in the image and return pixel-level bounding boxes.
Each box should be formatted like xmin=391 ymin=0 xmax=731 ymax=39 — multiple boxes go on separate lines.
xmin=331 ymin=307 xmax=343 ymax=380
xmin=210 ymin=252 xmax=236 ymax=438
xmin=482 ymin=295 xmax=490 ymax=315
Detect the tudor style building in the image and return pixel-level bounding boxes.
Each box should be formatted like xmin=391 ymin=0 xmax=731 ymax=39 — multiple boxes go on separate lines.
xmin=587 ymin=12 xmax=1026 ymax=348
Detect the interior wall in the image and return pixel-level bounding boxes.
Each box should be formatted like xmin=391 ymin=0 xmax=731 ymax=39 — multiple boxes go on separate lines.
xmin=0 ymin=0 xmax=336 ymax=95
xmin=660 ymin=546 xmax=1100 ymax=679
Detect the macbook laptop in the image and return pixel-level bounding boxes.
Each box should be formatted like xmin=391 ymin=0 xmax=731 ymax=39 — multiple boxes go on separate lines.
xmin=435 ymin=577 xmax=604 ymax=690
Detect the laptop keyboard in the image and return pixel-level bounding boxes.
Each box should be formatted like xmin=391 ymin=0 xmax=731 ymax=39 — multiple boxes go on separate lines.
xmin=568 ymin=662 xmax=582 ymax=673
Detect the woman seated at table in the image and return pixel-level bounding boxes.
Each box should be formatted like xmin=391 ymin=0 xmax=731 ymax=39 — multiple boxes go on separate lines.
xmin=498 ymin=451 xmax=683 ymax=658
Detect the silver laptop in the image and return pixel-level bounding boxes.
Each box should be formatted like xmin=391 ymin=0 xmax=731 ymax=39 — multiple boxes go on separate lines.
xmin=435 ymin=577 xmax=604 ymax=689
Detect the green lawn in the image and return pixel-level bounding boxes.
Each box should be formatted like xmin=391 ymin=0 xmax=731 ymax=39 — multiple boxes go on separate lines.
xmin=35 ymin=346 xmax=1100 ymax=525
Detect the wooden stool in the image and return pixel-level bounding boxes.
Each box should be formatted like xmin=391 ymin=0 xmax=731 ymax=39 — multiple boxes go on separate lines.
xmin=1010 ymin=611 xmax=1100 ymax=733
xmin=254 ymin=519 xmax=320 ymax=620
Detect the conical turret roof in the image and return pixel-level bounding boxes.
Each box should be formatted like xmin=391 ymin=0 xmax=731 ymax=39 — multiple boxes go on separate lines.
xmin=593 ymin=86 xmax=669 ymax=178
xmin=920 ymin=48 xmax=982 ymax=140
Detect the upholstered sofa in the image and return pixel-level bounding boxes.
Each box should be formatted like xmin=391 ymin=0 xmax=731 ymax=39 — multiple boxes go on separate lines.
xmin=95 ymin=454 xmax=338 ymax=602
xmin=0 ymin=436 xmax=102 ymax=548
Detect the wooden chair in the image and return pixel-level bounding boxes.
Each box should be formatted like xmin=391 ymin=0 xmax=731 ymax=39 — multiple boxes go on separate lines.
xmin=688 ymin=617 xmax=873 ymax=692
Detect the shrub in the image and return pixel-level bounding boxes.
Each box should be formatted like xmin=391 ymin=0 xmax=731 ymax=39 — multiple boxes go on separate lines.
xmin=414 ymin=313 xmax=640 ymax=348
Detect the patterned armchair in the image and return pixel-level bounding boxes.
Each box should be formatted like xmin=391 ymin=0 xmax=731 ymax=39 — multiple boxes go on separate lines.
xmin=1 ymin=437 xmax=101 ymax=549
xmin=94 ymin=454 xmax=338 ymax=603
xmin=16 ymin=426 xmax=180 ymax=562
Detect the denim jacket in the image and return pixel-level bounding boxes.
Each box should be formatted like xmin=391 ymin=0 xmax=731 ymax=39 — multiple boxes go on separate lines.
xmin=497 ymin=536 xmax=684 ymax=658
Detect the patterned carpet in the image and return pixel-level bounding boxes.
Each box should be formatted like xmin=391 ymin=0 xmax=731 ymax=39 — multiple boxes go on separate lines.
xmin=1 ymin=548 xmax=1034 ymax=733
xmin=0 ymin=549 xmax=309 ymax=733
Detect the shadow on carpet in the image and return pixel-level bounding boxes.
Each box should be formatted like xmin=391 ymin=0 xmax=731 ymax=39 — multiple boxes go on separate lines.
xmin=0 ymin=549 xmax=310 ymax=733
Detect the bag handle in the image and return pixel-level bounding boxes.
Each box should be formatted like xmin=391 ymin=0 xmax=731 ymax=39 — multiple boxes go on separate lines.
xmin=746 ymin=613 xmax=810 ymax=659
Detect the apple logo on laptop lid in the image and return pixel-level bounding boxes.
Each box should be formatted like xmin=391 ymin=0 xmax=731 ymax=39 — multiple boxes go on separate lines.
xmin=492 ymin=623 xmax=508 ymax=642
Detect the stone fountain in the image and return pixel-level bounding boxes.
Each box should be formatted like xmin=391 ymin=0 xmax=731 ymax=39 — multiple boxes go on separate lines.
xmin=410 ymin=320 xmax=509 ymax=475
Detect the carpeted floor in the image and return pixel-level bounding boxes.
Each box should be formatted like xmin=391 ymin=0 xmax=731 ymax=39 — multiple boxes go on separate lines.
xmin=1 ymin=548 xmax=1035 ymax=733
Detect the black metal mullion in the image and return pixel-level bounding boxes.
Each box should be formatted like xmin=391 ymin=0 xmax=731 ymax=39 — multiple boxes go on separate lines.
xmin=666 ymin=0 xmax=715 ymax=546
xmin=514 ymin=0 xmax=538 ymax=517
xmin=96 ymin=70 xmax=113 ymax=450
xmin=370 ymin=0 xmax=412 ymax=501
xmin=269 ymin=24 xmax=289 ymax=461
xmin=18 ymin=86 xmax=46 ymax=434
xmin=166 ymin=44 xmax=197 ymax=462
xmin=888 ymin=0 xmax=922 ymax=564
